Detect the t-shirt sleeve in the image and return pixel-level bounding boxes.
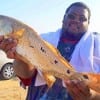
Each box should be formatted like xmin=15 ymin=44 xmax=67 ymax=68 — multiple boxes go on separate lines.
xmin=18 ymin=76 xmax=33 ymax=86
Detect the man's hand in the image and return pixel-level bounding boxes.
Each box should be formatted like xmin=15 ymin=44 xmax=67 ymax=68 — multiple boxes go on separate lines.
xmin=0 ymin=35 xmax=18 ymax=59
xmin=64 ymin=79 xmax=92 ymax=100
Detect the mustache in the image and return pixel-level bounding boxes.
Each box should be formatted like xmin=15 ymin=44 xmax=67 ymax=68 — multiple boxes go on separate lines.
xmin=69 ymin=22 xmax=80 ymax=30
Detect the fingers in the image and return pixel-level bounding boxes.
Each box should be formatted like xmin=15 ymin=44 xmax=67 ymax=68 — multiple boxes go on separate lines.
xmin=7 ymin=47 xmax=16 ymax=59
xmin=0 ymin=38 xmax=17 ymax=51
xmin=0 ymin=37 xmax=18 ymax=59
xmin=76 ymin=80 xmax=90 ymax=96
xmin=65 ymin=80 xmax=91 ymax=100
xmin=65 ymin=80 xmax=83 ymax=98
xmin=0 ymin=35 xmax=4 ymax=43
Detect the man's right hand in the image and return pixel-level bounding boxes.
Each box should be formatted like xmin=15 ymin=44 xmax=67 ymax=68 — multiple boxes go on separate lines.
xmin=0 ymin=35 xmax=18 ymax=59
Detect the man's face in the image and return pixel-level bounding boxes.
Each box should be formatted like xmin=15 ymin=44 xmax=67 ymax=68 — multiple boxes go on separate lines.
xmin=62 ymin=6 xmax=89 ymax=35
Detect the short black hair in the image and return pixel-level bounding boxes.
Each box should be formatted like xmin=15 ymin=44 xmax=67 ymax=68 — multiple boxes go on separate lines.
xmin=65 ymin=2 xmax=91 ymax=20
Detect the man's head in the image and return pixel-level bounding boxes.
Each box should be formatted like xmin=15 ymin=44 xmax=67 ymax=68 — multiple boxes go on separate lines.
xmin=62 ymin=2 xmax=91 ymax=35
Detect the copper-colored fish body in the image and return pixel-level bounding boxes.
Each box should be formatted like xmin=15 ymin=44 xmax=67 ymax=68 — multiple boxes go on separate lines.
xmin=0 ymin=15 xmax=100 ymax=92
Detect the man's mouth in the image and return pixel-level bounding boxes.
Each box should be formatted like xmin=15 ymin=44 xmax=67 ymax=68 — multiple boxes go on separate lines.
xmin=69 ymin=23 xmax=80 ymax=31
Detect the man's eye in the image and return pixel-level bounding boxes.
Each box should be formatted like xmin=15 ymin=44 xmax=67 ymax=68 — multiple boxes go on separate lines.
xmin=80 ymin=17 xmax=87 ymax=22
xmin=68 ymin=14 xmax=75 ymax=20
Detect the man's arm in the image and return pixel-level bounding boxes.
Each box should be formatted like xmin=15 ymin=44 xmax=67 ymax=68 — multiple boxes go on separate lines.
xmin=13 ymin=59 xmax=36 ymax=79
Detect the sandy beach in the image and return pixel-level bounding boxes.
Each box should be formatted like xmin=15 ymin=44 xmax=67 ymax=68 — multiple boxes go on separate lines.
xmin=0 ymin=77 xmax=27 ymax=100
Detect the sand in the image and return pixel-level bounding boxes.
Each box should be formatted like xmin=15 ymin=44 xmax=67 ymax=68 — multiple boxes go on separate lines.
xmin=0 ymin=77 xmax=27 ymax=100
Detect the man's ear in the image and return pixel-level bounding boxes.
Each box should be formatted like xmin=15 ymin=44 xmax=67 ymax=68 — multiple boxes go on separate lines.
xmin=62 ymin=14 xmax=66 ymax=23
xmin=88 ymin=20 xmax=90 ymax=24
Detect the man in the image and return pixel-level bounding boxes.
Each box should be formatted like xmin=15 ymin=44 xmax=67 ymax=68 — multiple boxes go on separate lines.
xmin=0 ymin=2 xmax=100 ymax=100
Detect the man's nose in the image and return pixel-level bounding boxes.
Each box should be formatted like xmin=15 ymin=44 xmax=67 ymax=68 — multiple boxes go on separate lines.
xmin=73 ymin=16 xmax=80 ymax=23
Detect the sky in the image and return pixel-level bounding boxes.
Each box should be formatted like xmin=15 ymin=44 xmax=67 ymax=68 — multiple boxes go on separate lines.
xmin=0 ymin=0 xmax=100 ymax=34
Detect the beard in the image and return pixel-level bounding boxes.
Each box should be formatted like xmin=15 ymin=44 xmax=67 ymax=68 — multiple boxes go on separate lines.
xmin=61 ymin=27 xmax=85 ymax=40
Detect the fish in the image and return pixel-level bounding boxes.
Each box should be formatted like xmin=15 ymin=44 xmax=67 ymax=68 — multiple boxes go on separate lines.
xmin=0 ymin=15 xmax=100 ymax=93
